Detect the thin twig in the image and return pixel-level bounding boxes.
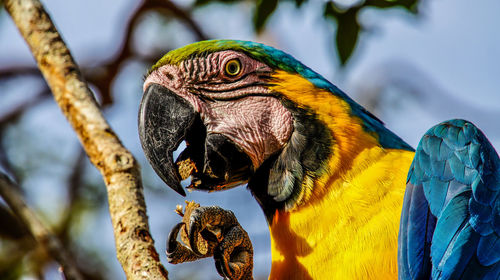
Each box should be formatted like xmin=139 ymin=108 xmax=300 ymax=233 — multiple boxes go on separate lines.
xmin=144 ymin=0 xmax=208 ymax=41
xmin=0 ymin=173 xmax=84 ymax=280
xmin=4 ymin=0 xmax=168 ymax=279
xmin=0 ymin=89 xmax=50 ymax=183
xmin=0 ymin=65 xmax=42 ymax=80
xmin=85 ymin=0 xmax=207 ymax=106
xmin=0 ymin=89 xmax=50 ymax=127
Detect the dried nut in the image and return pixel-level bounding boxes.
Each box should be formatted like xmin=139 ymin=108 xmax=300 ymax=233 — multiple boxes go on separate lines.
xmin=177 ymin=158 xmax=196 ymax=180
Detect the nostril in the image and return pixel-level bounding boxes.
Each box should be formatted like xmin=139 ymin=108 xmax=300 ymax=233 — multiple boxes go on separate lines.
xmin=165 ymin=73 xmax=174 ymax=80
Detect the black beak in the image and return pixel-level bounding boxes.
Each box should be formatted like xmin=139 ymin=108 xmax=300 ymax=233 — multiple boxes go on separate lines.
xmin=138 ymin=83 xmax=253 ymax=196
xmin=138 ymin=84 xmax=194 ymax=196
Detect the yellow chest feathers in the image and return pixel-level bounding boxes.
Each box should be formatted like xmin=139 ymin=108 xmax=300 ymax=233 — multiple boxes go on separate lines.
xmin=268 ymin=147 xmax=415 ymax=280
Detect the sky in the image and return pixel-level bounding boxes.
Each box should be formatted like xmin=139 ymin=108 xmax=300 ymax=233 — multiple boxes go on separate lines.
xmin=0 ymin=0 xmax=499 ymax=279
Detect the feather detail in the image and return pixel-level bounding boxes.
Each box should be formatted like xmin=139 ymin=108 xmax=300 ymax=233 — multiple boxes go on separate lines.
xmin=399 ymin=119 xmax=500 ymax=280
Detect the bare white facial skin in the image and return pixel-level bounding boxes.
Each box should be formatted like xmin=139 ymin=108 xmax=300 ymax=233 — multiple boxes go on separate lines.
xmin=144 ymin=50 xmax=293 ymax=169
xmin=201 ymin=95 xmax=292 ymax=168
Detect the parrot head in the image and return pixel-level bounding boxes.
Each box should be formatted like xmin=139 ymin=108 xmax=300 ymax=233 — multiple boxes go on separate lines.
xmin=139 ymin=40 xmax=412 ymax=216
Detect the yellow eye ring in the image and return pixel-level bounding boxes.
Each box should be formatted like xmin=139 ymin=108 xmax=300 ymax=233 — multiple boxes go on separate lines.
xmin=224 ymin=59 xmax=241 ymax=77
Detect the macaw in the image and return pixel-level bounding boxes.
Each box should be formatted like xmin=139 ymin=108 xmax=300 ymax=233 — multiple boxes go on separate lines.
xmin=138 ymin=40 xmax=500 ymax=280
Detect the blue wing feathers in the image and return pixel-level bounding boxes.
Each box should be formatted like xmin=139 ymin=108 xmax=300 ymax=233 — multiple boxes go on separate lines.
xmin=399 ymin=119 xmax=500 ymax=279
xmin=440 ymin=161 xmax=455 ymax=182
xmin=418 ymin=150 xmax=432 ymax=178
xmin=448 ymin=153 xmax=467 ymax=184
xmin=469 ymin=143 xmax=481 ymax=168
xmin=469 ymin=197 xmax=493 ymax=225
xmin=438 ymin=139 xmax=454 ymax=161
xmin=444 ymin=180 xmax=469 ymax=206
xmin=455 ymin=147 xmax=472 ymax=168
xmin=477 ymin=234 xmax=500 ymax=266
xmin=399 ymin=182 xmax=436 ymax=280
xmin=430 ymin=193 xmax=470 ymax=268
xmin=429 ymin=158 xmax=445 ymax=177
xmin=494 ymin=200 xmax=500 ymax=235
xmin=433 ymin=224 xmax=479 ymax=280
xmin=472 ymin=176 xmax=496 ymax=205
xmin=398 ymin=184 xmax=411 ymax=278
xmin=422 ymin=178 xmax=448 ymax=216
xmin=408 ymin=183 xmax=435 ymax=279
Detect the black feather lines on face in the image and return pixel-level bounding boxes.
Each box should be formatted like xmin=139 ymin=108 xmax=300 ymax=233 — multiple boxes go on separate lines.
xmin=248 ymin=98 xmax=333 ymax=222
xmin=187 ymin=59 xmax=273 ymax=101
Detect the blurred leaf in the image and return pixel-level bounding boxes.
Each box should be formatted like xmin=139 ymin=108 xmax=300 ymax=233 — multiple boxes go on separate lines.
xmin=365 ymin=0 xmax=419 ymax=13
xmin=253 ymin=0 xmax=279 ymax=33
xmin=0 ymin=260 xmax=24 ymax=280
xmin=194 ymin=0 xmax=244 ymax=6
xmin=0 ymin=2 xmax=4 ymax=23
xmin=192 ymin=0 xmax=420 ymax=64
xmin=293 ymin=0 xmax=306 ymax=8
xmin=324 ymin=0 xmax=419 ymax=65
xmin=324 ymin=2 xmax=361 ymax=65
xmin=335 ymin=10 xmax=360 ymax=65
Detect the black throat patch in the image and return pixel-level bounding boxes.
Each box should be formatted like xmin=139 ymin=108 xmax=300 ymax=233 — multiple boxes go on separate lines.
xmin=248 ymin=98 xmax=333 ymax=222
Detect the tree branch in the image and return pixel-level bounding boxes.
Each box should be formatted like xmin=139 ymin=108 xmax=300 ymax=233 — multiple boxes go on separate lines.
xmin=4 ymin=0 xmax=168 ymax=279
xmin=0 ymin=173 xmax=84 ymax=280
xmin=0 ymin=65 xmax=42 ymax=81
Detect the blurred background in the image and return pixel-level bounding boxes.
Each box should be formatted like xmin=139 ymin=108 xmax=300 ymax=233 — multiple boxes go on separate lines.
xmin=0 ymin=0 xmax=498 ymax=279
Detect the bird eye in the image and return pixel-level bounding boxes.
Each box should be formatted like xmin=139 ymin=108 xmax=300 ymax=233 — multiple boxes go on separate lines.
xmin=224 ymin=59 xmax=241 ymax=77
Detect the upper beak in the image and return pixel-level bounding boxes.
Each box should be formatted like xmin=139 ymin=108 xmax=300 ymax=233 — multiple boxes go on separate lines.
xmin=138 ymin=83 xmax=253 ymax=196
xmin=138 ymin=83 xmax=194 ymax=196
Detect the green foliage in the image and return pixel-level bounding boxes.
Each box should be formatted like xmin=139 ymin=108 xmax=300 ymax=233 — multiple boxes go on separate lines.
xmin=253 ymin=0 xmax=278 ymax=32
xmin=193 ymin=0 xmax=421 ymax=65
xmin=324 ymin=3 xmax=360 ymax=65
xmin=0 ymin=261 xmax=24 ymax=280
xmin=194 ymin=0 xmax=243 ymax=6
xmin=323 ymin=0 xmax=418 ymax=64
xmin=293 ymin=0 xmax=306 ymax=8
